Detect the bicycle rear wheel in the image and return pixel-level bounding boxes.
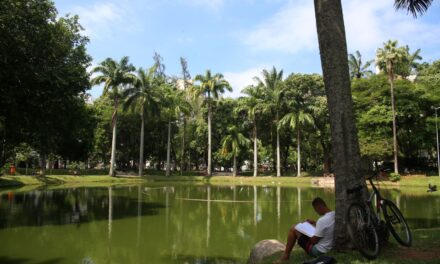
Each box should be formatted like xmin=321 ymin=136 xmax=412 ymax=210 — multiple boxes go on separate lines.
xmin=382 ymin=199 xmax=412 ymax=247
xmin=346 ymin=203 xmax=380 ymax=260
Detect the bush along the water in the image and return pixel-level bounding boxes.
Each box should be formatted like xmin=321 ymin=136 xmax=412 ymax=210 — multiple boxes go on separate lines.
xmin=389 ymin=173 xmax=401 ymax=182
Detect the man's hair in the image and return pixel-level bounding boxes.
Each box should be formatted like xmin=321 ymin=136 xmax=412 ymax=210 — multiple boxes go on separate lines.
xmin=312 ymin=197 xmax=327 ymax=207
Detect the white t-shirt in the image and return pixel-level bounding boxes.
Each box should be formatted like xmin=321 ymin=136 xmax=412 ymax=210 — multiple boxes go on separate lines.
xmin=313 ymin=211 xmax=335 ymax=253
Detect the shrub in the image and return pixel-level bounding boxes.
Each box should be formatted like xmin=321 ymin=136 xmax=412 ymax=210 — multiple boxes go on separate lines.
xmin=389 ymin=172 xmax=401 ymax=182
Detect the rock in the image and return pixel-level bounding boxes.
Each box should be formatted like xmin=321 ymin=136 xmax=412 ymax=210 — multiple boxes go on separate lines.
xmin=248 ymin=239 xmax=285 ymax=264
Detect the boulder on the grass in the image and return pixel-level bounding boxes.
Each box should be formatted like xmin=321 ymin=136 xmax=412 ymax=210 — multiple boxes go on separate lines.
xmin=248 ymin=239 xmax=285 ymax=264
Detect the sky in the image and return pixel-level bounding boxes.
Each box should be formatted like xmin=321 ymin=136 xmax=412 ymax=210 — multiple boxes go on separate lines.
xmin=53 ymin=0 xmax=440 ymax=99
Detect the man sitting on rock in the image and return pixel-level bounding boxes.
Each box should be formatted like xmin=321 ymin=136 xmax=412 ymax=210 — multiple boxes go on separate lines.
xmin=275 ymin=197 xmax=335 ymax=263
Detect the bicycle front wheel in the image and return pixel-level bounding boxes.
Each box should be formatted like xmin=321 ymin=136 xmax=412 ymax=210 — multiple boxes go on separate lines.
xmin=382 ymin=199 xmax=412 ymax=247
xmin=346 ymin=203 xmax=380 ymax=260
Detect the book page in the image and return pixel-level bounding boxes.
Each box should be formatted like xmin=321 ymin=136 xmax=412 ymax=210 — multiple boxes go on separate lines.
xmin=295 ymin=222 xmax=316 ymax=237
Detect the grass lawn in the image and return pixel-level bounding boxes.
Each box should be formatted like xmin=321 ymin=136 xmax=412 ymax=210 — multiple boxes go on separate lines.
xmin=1 ymin=171 xmax=440 ymax=191
xmin=0 ymin=175 xmax=144 ymax=188
xmin=261 ymin=228 xmax=440 ymax=264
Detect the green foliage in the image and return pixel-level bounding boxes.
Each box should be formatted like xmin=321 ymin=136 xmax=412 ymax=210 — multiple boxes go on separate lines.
xmin=389 ymin=172 xmax=401 ymax=182
xmin=0 ymin=0 xmax=92 ymax=158
xmin=348 ymin=50 xmax=374 ymax=79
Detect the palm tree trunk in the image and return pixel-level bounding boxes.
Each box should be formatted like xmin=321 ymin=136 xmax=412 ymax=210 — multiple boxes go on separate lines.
xmin=297 ymin=128 xmax=301 ymax=177
xmin=207 ymin=102 xmax=212 ymax=176
xmin=389 ymin=73 xmax=399 ymax=174
xmin=109 ymin=98 xmax=118 ymax=177
xmin=253 ymin=121 xmax=258 ymax=177
xmin=139 ymin=111 xmax=145 ymax=177
xmin=276 ymin=112 xmax=281 ymax=177
xmin=166 ymin=119 xmax=172 ymax=177
xmin=233 ymin=154 xmax=237 ymax=177
xmin=181 ymin=118 xmax=186 ymax=175
xmin=314 ymin=0 xmax=366 ymax=250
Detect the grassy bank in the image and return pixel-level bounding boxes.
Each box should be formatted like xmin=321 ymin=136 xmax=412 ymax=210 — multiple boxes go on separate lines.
xmin=1 ymin=173 xmax=440 ymax=190
xmin=0 ymin=175 xmax=145 ymax=188
xmin=261 ymin=228 xmax=440 ymax=264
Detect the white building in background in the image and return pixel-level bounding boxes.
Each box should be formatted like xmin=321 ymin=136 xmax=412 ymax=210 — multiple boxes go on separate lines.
xmin=175 ymin=79 xmax=193 ymax=90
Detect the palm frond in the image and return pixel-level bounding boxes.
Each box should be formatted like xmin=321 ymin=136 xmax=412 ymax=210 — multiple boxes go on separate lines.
xmin=394 ymin=0 xmax=433 ymax=17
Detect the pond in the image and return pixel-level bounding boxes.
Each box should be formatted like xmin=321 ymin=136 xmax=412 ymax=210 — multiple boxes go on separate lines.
xmin=0 ymin=184 xmax=439 ymax=264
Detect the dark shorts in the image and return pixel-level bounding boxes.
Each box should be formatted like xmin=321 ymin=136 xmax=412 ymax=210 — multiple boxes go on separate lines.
xmin=298 ymin=235 xmax=323 ymax=257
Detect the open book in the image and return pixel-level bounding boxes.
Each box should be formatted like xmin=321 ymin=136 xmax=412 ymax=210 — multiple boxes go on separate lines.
xmin=295 ymin=222 xmax=316 ymax=237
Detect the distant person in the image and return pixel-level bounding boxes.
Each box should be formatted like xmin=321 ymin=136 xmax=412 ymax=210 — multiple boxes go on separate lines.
xmin=274 ymin=197 xmax=335 ymax=263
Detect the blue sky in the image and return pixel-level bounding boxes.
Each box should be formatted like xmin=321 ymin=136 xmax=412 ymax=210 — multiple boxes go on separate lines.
xmin=54 ymin=0 xmax=440 ymax=99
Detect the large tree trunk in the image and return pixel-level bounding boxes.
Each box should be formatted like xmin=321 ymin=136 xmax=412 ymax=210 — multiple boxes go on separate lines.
xmin=276 ymin=112 xmax=281 ymax=177
xmin=207 ymin=102 xmax=212 ymax=176
xmin=166 ymin=120 xmax=172 ymax=177
xmin=297 ymin=128 xmax=301 ymax=177
xmin=109 ymin=98 xmax=118 ymax=177
xmin=314 ymin=0 xmax=366 ymax=249
xmin=139 ymin=111 xmax=145 ymax=177
xmin=253 ymin=121 xmax=258 ymax=177
xmin=389 ymin=71 xmax=399 ymax=174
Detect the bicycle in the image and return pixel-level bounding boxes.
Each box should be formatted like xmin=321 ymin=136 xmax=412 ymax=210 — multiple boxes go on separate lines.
xmin=345 ymin=169 xmax=412 ymax=260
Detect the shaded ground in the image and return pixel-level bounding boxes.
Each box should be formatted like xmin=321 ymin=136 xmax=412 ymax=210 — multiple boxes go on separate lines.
xmin=260 ymin=228 xmax=440 ymax=264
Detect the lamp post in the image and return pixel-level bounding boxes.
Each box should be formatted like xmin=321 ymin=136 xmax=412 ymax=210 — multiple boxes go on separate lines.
xmin=435 ymin=107 xmax=440 ymax=177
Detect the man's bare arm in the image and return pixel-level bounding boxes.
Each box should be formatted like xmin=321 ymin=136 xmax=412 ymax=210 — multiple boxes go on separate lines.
xmin=309 ymin=236 xmax=321 ymax=245
xmin=306 ymin=219 xmax=316 ymax=226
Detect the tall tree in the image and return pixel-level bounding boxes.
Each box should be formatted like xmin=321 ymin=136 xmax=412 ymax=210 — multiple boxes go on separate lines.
xmin=123 ymin=66 xmax=160 ymax=177
xmin=311 ymin=0 xmax=432 ymax=249
xmin=163 ymin=87 xmax=190 ymax=177
xmin=91 ymin=57 xmax=136 ymax=176
xmin=313 ymin=0 xmax=365 ymax=249
xmin=236 ymin=85 xmax=264 ymax=177
xmin=376 ymin=40 xmax=407 ymax=174
xmin=256 ymin=67 xmax=284 ymax=177
xmin=179 ymin=57 xmax=192 ymax=174
xmin=348 ymin=51 xmax=374 ymax=79
xmin=193 ymin=70 xmax=232 ymax=176
xmin=220 ymin=125 xmax=249 ymax=177
xmin=0 ymin=1 xmax=92 ymax=162
xmin=279 ymin=106 xmax=314 ymax=177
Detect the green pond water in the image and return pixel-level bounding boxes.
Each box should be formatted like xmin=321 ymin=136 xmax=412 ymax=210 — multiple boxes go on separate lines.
xmin=0 ymin=184 xmax=439 ymax=264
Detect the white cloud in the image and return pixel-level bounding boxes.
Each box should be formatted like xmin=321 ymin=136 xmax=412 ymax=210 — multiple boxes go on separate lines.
xmin=241 ymin=0 xmax=440 ymax=56
xmin=72 ymin=2 xmax=136 ymax=40
xmin=223 ymin=67 xmax=267 ymax=98
xmin=241 ymin=0 xmax=317 ymax=53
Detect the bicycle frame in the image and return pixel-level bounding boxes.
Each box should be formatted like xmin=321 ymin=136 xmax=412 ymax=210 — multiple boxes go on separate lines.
xmin=363 ymin=174 xmax=385 ymax=225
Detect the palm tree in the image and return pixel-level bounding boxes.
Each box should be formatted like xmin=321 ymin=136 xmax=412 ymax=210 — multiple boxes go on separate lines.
xmin=401 ymin=46 xmax=422 ymax=77
xmin=394 ymin=0 xmax=433 ymax=17
xmin=163 ymin=86 xmax=190 ymax=177
xmin=193 ymin=70 xmax=232 ymax=176
xmin=376 ymin=40 xmax=407 ymax=174
xmin=279 ymin=107 xmax=314 ymax=177
xmin=91 ymin=57 xmax=136 ymax=176
xmin=236 ymin=85 xmax=264 ymax=177
xmin=220 ymin=125 xmax=249 ymax=177
xmin=123 ymin=66 xmax=160 ymax=177
xmin=312 ymin=0 xmax=432 ymax=250
xmin=255 ymin=67 xmax=284 ymax=177
xmin=348 ymin=51 xmax=374 ymax=79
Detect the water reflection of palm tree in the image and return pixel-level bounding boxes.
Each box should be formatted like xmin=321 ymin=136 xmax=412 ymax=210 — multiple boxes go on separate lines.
xmin=107 ymin=186 xmax=113 ymax=264
xmin=253 ymin=185 xmax=258 ymax=226
xmin=297 ymin=187 xmax=302 ymax=220
xmin=137 ymin=185 xmax=142 ymax=247
xmin=206 ymin=185 xmax=211 ymax=247
xmin=277 ymin=186 xmax=281 ymax=238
